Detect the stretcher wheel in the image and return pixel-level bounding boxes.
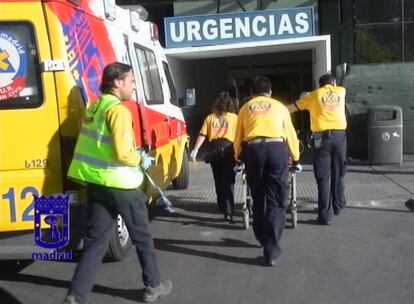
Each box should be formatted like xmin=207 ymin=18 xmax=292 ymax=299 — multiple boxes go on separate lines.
xmin=242 ymin=209 xmax=249 ymax=230
xmin=246 ymin=198 xmax=253 ymax=216
xmin=241 ymin=173 xmax=250 ymax=229
xmin=291 ymin=210 xmax=297 ymax=229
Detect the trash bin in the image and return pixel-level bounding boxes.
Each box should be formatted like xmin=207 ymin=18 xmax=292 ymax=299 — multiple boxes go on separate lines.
xmin=367 ymin=105 xmax=403 ymax=164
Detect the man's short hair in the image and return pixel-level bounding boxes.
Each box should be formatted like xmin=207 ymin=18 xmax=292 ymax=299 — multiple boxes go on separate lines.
xmin=251 ymin=76 xmax=272 ymax=95
xmin=100 ymin=62 xmax=132 ymax=94
xmin=319 ymin=74 xmax=336 ymax=87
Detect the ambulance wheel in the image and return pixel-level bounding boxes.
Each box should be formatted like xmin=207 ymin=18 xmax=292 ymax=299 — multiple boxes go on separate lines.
xmin=106 ymin=215 xmax=132 ymax=261
xmin=172 ymin=150 xmax=189 ymax=189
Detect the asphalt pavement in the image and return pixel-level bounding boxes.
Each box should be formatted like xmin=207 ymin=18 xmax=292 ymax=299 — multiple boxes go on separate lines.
xmin=1 ymin=154 xmax=414 ymax=304
xmin=153 ymin=155 xmax=414 ymax=304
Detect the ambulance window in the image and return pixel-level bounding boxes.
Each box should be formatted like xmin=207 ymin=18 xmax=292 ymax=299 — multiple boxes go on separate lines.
xmin=0 ymin=22 xmax=42 ymax=109
xmin=134 ymin=46 xmax=163 ymax=104
xmin=162 ymin=62 xmax=178 ymax=106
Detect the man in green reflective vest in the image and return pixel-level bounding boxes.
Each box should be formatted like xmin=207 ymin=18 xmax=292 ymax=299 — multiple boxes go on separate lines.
xmin=62 ymin=62 xmax=172 ymax=304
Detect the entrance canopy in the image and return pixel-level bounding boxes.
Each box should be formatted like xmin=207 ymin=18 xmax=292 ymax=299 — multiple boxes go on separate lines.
xmin=165 ymin=35 xmax=331 ymax=86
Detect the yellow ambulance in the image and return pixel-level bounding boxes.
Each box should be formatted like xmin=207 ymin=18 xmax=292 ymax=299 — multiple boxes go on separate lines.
xmin=0 ymin=0 xmax=194 ymax=260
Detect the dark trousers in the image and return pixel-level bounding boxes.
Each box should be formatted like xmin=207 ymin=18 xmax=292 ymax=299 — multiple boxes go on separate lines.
xmin=243 ymin=141 xmax=289 ymax=261
xmin=210 ymin=146 xmax=236 ymax=216
xmin=313 ymin=131 xmax=347 ymax=222
xmin=68 ymin=184 xmax=160 ymax=303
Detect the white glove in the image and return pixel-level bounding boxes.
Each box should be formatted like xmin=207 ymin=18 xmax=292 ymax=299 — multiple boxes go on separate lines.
xmin=233 ymin=163 xmax=245 ymax=174
xmin=137 ymin=150 xmax=155 ymax=171
xmin=293 ymin=163 xmax=303 ymax=173
xmin=291 ymin=161 xmax=303 ymax=173
xmin=190 ymin=149 xmax=198 ymax=161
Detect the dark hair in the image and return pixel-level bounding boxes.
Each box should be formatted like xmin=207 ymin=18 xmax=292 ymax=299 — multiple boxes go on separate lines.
xmin=251 ymin=76 xmax=272 ymax=95
xmin=99 ymin=62 xmax=132 ymax=94
xmin=212 ymin=91 xmax=235 ymax=115
xmin=319 ymin=74 xmax=336 ymax=87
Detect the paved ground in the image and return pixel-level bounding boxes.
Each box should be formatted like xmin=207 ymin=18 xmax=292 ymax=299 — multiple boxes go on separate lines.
xmin=169 ymin=154 xmax=414 ymax=214
xmin=1 ymin=154 xmax=414 ymax=304
xmin=155 ymin=155 xmax=414 ymax=304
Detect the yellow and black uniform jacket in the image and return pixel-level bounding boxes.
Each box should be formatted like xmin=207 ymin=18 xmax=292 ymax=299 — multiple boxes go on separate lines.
xmin=199 ymin=112 xmax=238 ymax=142
xmin=233 ymin=95 xmax=300 ymax=162
xmin=295 ymin=85 xmax=347 ymax=132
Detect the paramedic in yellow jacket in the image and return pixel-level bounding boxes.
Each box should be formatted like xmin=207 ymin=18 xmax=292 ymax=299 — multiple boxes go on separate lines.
xmin=287 ymin=74 xmax=347 ymax=226
xmin=234 ymin=76 xmax=300 ymax=267
xmin=62 ymin=63 xmax=171 ymax=304
xmin=190 ymin=91 xmax=238 ymax=222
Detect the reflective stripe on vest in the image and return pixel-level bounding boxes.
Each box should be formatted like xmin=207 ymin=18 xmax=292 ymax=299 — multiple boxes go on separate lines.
xmin=79 ymin=128 xmax=112 ymax=145
xmin=68 ymin=94 xmax=143 ymax=189
xmin=73 ymin=153 xmax=131 ymax=170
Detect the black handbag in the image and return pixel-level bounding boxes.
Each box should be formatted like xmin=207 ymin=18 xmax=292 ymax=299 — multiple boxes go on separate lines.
xmin=202 ymin=139 xmax=231 ymax=163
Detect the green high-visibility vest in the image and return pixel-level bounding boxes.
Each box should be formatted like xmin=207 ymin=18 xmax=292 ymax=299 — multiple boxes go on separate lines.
xmin=68 ymin=94 xmax=143 ymax=189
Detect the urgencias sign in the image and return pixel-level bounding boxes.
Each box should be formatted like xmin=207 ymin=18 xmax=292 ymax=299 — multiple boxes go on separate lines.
xmin=164 ymin=7 xmax=315 ymax=48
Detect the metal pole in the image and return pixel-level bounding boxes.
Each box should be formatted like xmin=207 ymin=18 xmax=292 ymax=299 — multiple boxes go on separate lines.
xmin=352 ymin=0 xmax=356 ymax=63
xmin=402 ymin=0 xmax=405 ymax=61
xmin=235 ymin=0 xmax=246 ymax=12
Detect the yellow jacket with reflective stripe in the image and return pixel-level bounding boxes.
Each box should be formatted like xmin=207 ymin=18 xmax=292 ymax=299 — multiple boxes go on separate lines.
xmin=68 ymin=94 xmax=143 ymax=189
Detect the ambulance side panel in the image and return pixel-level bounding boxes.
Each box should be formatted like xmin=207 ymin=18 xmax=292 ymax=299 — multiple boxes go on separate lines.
xmin=0 ymin=0 xmax=190 ymax=236
xmin=159 ymin=58 xmax=189 ymax=186
xmin=45 ymin=0 xmax=189 ymax=196
xmin=0 ymin=1 xmax=62 ymax=232
xmin=128 ymin=31 xmax=189 ymax=192
xmin=43 ymin=0 xmax=121 ymax=191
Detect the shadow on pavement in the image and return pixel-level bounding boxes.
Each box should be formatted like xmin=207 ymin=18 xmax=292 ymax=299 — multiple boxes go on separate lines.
xmin=345 ymin=205 xmax=412 ymax=213
xmin=346 ymin=168 xmax=414 ymax=175
xmin=169 ymin=201 xmax=221 ymax=214
xmin=150 ymin=202 xmax=251 ymax=230
xmin=297 ymin=219 xmax=320 ymax=226
xmin=154 ymin=237 xmax=263 ymax=266
xmin=297 ymin=208 xmax=318 ymax=214
xmin=0 ymin=288 xmax=22 ymax=304
xmin=148 ymin=200 xmax=218 ymax=217
xmin=153 ymin=211 xmax=244 ymax=231
xmin=0 ymin=272 xmax=144 ymax=302
xmin=405 ymin=199 xmax=414 ymax=212
xmin=0 ymin=260 xmax=34 ymax=279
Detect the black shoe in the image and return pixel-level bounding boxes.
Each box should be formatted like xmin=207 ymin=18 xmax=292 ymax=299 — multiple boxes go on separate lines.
xmin=255 ymin=235 xmax=265 ymax=247
xmin=143 ymin=280 xmax=173 ymax=303
xmin=224 ymin=214 xmax=234 ymax=223
xmin=266 ymin=259 xmax=276 ymax=267
xmin=317 ymin=218 xmax=331 ymax=225
xmin=263 ymin=256 xmax=276 ymax=267
xmin=60 ymin=295 xmax=84 ymax=304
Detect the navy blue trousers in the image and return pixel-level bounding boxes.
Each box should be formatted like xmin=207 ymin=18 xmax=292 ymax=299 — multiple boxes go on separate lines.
xmin=210 ymin=146 xmax=236 ymax=216
xmin=68 ymin=184 xmax=160 ymax=303
xmin=243 ymin=141 xmax=289 ymax=261
xmin=313 ymin=131 xmax=347 ymax=222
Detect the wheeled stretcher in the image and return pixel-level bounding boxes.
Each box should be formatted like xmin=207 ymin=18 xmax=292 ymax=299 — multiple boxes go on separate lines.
xmin=237 ymin=165 xmax=298 ymax=229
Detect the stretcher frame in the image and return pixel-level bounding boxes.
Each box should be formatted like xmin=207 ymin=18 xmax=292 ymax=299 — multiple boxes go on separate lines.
xmin=238 ymin=168 xmax=298 ymax=229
